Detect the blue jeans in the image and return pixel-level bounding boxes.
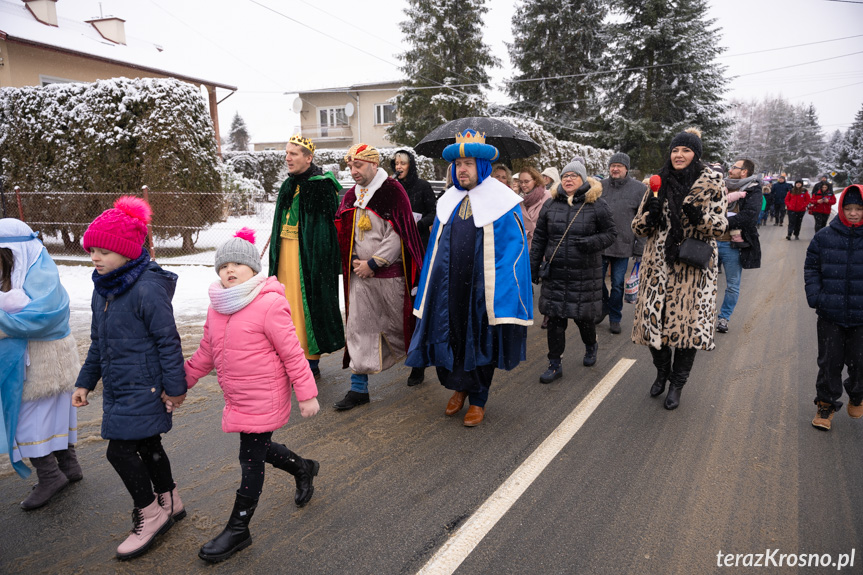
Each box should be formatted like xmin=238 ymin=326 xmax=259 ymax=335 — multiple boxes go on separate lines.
xmin=601 ymin=256 xmax=630 ymax=323
xmin=716 ymin=241 xmax=742 ymax=321
xmin=350 ymin=373 xmax=369 ymax=394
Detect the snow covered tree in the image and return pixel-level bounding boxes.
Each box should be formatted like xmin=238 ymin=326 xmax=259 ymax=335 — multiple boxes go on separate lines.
xmin=785 ymin=104 xmax=823 ymax=179
xmin=823 ymin=129 xmax=848 ymax=185
xmin=228 ymin=111 xmax=251 ymax=151
xmin=506 ymin=0 xmax=607 ymax=141
xmin=387 ymin=0 xmax=500 ymax=146
xmin=599 ymin=0 xmax=730 ymax=172
xmin=841 ymin=104 xmax=863 ymax=184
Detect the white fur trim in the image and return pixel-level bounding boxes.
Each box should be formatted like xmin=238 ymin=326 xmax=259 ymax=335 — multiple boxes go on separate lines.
xmin=436 ymin=177 xmax=523 ymax=228
xmin=353 ymin=168 xmax=389 ymax=209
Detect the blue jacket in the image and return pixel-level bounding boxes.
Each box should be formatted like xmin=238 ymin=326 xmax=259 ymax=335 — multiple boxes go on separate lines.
xmin=75 ymin=262 xmax=186 ymax=440
xmin=804 ymin=187 xmax=863 ymax=327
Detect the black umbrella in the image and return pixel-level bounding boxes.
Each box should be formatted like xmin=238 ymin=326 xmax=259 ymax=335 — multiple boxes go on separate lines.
xmin=414 ymin=117 xmax=541 ymax=164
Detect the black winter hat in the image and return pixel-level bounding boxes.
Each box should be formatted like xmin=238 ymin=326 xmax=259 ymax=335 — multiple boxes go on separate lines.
xmin=843 ymin=186 xmax=863 ymax=207
xmin=669 ymin=127 xmax=703 ymax=160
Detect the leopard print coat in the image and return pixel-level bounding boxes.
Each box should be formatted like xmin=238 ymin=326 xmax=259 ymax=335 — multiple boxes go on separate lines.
xmin=631 ymin=167 xmax=728 ymax=351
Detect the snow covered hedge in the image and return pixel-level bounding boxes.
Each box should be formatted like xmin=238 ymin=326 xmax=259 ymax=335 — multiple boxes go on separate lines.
xmin=223 ymin=150 xmax=287 ymax=199
xmin=498 ymin=116 xmax=615 ymax=176
xmin=0 ymin=78 xmax=221 ymax=250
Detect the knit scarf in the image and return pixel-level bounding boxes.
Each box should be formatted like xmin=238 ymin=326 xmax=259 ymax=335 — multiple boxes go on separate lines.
xmin=92 ymin=247 xmax=150 ymax=299
xmin=208 ymin=274 xmax=267 ymax=315
xmin=659 ymin=160 xmax=703 ymax=267
xmin=724 ymin=175 xmax=759 ymax=191
xmin=522 ymin=185 xmax=547 ymax=209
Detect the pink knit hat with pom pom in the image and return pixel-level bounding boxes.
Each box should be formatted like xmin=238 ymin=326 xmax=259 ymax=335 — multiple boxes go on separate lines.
xmin=214 ymin=227 xmax=261 ymax=274
xmin=83 ymin=196 xmax=151 ymax=259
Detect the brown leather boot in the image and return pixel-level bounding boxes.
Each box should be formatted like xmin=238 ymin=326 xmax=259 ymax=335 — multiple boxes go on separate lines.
xmin=445 ymin=391 xmax=467 ymax=416
xmin=847 ymin=398 xmax=863 ymax=419
xmin=812 ymin=401 xmax=835 ymax=431
xmin=463 ymin=406 xmax=485 ymax=427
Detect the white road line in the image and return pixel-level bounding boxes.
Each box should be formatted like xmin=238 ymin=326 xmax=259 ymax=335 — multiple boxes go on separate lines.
xmin=416 ymin=357 xmax=637 ymax=575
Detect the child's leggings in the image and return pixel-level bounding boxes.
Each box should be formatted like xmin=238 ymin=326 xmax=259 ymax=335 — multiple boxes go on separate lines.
xmin=238 ymin=432 xmax=304 ymax=499
xmin=106 ymin=434 xmax=175 ymax=509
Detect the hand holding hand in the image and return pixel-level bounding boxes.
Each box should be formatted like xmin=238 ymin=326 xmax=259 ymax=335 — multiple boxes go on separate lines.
xmin=298 ymin=397 xmax=320 ymax=418
xmin=162 ymin=392 xmax=186 ymax=410
xmin=72 ymin=388 xmax=89 ymax=407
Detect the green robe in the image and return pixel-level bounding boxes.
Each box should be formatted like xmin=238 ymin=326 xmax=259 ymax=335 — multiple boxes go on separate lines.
xmin=269 ymin=170 xmax=345 ymax=355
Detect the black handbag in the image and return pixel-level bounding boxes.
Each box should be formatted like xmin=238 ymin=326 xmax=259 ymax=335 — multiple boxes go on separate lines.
xmin=538 ymin=261 xmax=550 ymax=279
xmin=677 ymin=237 xmax=712 ymax=270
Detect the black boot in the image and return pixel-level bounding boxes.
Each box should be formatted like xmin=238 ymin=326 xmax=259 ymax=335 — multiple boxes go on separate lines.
xmin=272 ymin=449 xmax=319 ymax=508
xmin=199 ymin=492 xmax=257 ymax=563
xmin=407 ymin=367 xmax=425 ymax=387
xmin=583 ymin=342 xmax=598 ymax=367
xmin=539 ymin=359 xmax=563 ymax=384
xmin=664 ymin=348 xmax=697 ymax=410
xmin=648 ymin=345 xmax=673 ymax=398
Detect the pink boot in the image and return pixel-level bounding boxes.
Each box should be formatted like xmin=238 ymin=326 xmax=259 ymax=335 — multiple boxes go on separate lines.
xmin=116 ymin=498 xmax=174 ymax=560
xmin=157 ymin=483 xmax=186 ymax=521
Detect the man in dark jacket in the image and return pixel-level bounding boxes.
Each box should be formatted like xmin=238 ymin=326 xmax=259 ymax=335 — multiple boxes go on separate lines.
xmin=597 ymin=152 xmax=645 ymax=334
xmin=771 ymin=175 xmax=792 ymax=226
xmin=716 ymin=158 xmax=762 ymax=334
xmin=391 ymin=149 xmax=437 ymax=386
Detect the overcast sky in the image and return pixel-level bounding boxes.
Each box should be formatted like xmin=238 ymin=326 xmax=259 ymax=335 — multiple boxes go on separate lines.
xmin=58 ymin=0 xmax=863 ymax=146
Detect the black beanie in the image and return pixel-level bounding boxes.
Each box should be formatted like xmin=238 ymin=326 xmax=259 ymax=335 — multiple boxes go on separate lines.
xmin=844 ymin=186 xmax=863 ymax=207
xmin=669 ymin=128 xmax=703 ymax=160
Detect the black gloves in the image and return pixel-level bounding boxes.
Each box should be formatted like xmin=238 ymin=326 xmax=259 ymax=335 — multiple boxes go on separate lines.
xmin=682 ymin=202 xmax=704 ymax=225
xmin=645 ymin=196 xmax=662 ymax=226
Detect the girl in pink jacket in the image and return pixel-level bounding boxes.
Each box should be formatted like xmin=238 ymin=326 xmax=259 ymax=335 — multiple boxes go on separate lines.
xmin=182 ymin=228 xmax=320 ymax=563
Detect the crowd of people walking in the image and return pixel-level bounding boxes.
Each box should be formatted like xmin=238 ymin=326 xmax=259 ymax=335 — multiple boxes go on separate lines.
xmin=1 ymin=122 xmax=859 ymax=565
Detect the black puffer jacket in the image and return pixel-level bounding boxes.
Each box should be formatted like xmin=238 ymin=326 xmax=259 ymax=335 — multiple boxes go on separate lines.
xmin=530 ymin=178 xmax=617 ymax=321
xmin=391 ymin=149 xmax=436 ymax=250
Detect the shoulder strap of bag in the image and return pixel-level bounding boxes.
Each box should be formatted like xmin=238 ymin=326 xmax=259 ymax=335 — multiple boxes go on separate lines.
xmin=546 ymin=201 xmax=587 ymax=267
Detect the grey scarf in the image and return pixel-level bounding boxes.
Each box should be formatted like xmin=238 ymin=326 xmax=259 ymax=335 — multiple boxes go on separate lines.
xmin=724 ymin=175 xmax=760 ymax=191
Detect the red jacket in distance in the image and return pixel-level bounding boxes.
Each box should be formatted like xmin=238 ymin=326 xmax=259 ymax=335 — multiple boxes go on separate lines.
xmin=809 ymin=188 xmax=836 ymax=214
xmin=785 ymin=190 xmax=811 ymax=212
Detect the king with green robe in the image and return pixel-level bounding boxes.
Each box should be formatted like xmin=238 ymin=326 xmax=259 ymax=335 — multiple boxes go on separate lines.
xmin=268 ymin=135 xmax=345 ymax=373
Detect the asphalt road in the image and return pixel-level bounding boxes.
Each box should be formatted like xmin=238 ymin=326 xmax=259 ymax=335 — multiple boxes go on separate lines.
xmin=1 ymin=213 xmax=861 ymax=575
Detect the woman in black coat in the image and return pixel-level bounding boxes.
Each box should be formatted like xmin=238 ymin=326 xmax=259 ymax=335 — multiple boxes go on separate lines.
xmin=391 ymin=149 xmax=437 ymax=250
xmin=391 ymin=149 xmax=437 ymax=387
xmin=530 ymin=160 xmax=617 ymax=383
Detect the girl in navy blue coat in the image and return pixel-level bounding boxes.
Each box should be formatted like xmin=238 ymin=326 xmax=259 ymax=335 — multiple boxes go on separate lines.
xmin=72 ymin=197 xmax=187 ymax=560
xmin=804 ymin=185 xmax=863 ymax=431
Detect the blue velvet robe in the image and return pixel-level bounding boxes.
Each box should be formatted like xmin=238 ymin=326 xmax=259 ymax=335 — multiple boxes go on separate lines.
xmin=407 ymin=200 xmax=532 ymax=374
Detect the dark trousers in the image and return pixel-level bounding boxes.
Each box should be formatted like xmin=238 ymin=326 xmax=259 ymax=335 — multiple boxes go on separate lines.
xmin=547 ymin=316 xmax=596 ymax=360
xmin=774 ymin=204 xmax=786 ymax=224
xmin=106 ymin=435 xmax=175 ymax=508
xmin=238 ymin=431 xmax=300 ymax=499
xmin=813 ymin=212 xmax=830 ymax=232
xmin=815 ymin=317 xmax=863 ymax=410
xmin=787 ymin=210 xmax=804 ymax=238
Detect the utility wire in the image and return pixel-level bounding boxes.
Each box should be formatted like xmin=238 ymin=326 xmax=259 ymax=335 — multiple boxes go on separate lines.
xmin=721 ymin=33 xmax=863 ymax=58
xmin=735 ymin=50 xmax=863 ymax=77
xmin=789 ymin=80 xmax=863 ymax=99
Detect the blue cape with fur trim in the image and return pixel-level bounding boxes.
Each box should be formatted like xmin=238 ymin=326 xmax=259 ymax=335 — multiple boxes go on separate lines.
xmin=406 ymin=200 xmax=533 ymax=372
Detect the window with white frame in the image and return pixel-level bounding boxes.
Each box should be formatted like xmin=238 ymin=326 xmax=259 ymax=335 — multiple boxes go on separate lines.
xmin=318 ymin=107 xmax=349 ymax=137
xmin=375 ymin=103 xmax=396 ymax=125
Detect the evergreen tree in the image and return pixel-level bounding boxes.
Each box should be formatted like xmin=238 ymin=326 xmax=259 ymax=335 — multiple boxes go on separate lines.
xmin=786 ymin=104 xmax=823 ymax=179
xmin=388 ymin=0 xmax=500 ymax=146
xmin=841 ymin=104 xmax=863 ymax=184
xmin=599 ymin=0 xmax=730 ymax=172
xmin=506 ymin=0 xmax=607 ymax=141
xmin=228 ymin=111 xmax=251 ymax=151
xmin=823 ymin=129 xmax=847 ymax=184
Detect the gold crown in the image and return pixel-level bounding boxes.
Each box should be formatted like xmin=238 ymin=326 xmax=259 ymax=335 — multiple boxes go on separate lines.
xmin=288 ymin=134 xmax=315 ymax=154
xmin=454 ymin=130 xmax=487 ymax=145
